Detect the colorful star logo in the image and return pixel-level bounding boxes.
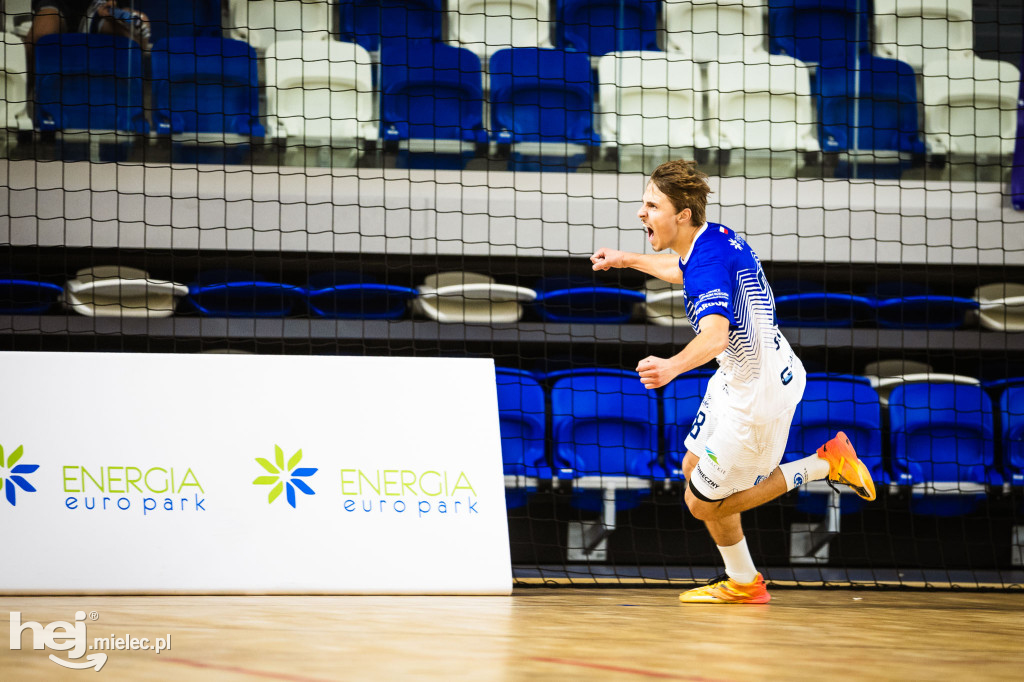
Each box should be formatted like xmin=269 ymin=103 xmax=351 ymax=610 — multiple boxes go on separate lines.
xmin=253 ymin=445 xmax=317 ymax=509
xmin=0 ymin=445 xmax=39 ymax=507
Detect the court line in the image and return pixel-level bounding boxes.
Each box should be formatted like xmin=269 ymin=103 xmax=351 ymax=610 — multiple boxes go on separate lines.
xmin=530 ymin=655 xmax=730 ymax=681
xmin=165 ymin=657 xmax=333 ymax=682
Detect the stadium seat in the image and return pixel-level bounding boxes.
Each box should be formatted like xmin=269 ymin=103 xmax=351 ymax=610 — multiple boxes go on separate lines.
xmin=225 ymin=0 xmax=331 ymax=53
xmin=64 ymin=266 xmax=189 ymax=318
xmin=666 ymin=0 xmax=770 ymax=62
xmin=815 ymin=53 xmax=926 ymax=155
xmin=338 ymin=0 xmax=443 ymax=53
xmin=489 ymin=47 xmax=599 ymax=146
xmin=533 ymin=277 xmax=645 ymax=323
xmin=773 ymin=291 xmax=876 ymax=327
xmin=863 ymin=359 xmax=933 ymax=377
xmin=889 ymin=382 xmax=1001 ymax=514
xmin=495 ymin=367 xmax=551 ymax=478
xmin=0 ymin=31 xmax=30 ymax=133
xmin=596 ymin=51 xmax=708 ymax=151
xmin=549 ymin=368 xmax=663 ymax=480
xmin=557 ymin=0 xmax=660 ymax=55
xmin=136 ymin=0 xmax=222 ymax=45
xmin=412 ymin=271 xmax=537 ymax=323
xmin=1000 ymin=384 xmax=1024 ymax=486
xmin=768 ymin=0 xmax=869 ymax=66
xmin=264 ymin=39 xmax=379 ymax=145
xmin=447 ymin=0 xmax=554 ymax=58
xmin=305 ymin=271 xmax=417 ymax=319
xmin=151 ymin=37 xmax=264 ymax=137
xmin=974 ymin=283 xmax=1024 ymax=332
xmin=784 ymin=374 xmax=886 ymax=484
xmin=34 ymin=34 xmax=148 ymax=133
xmin=868 ymin=372 xmax=981 ymax=408
xmin=379 ymin=40 xmax=488 ymax=145
xmin=3 ymin=0 xmax=32 ymax=38
xmin=875 ymin=293 xmax=979 ymax=329
xmin=661 ymin=370 xmax=717 ymax=478
xmin=186 ymin=271 xmax=305 ymax=317
xmin=706 ymin=56 xmax=820 ymax=157
xmin=0 ymin=277 xmax=63 ymax=313
xmin=872 ymin=0 xmax=974 ymax=74
xmin=921 ymin=56 xmax=1020 ymax=159
xmin=642 ymin=277 xmax=688 ymax=326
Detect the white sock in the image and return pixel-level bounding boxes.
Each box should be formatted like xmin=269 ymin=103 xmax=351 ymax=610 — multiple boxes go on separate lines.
xmin=778 ymin=454 xmax=831 ymax=492
xmin=718 ymin=537 xmax=757 ymax=585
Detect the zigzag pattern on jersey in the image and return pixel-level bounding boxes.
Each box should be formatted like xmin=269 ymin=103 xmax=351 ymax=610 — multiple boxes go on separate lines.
xmin=723 ymin=268 xmax=776 ymax=383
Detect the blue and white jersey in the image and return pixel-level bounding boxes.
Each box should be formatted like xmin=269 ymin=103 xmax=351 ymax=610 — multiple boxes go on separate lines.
xmin=679 ymin=223 xmax=805 ymax=423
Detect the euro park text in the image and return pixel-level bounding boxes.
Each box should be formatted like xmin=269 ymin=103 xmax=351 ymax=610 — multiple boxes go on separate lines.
xmin=339 ymin=469 xmax=479 ymax=517
xmin=62 ymin=466 xmax=205 ymax=515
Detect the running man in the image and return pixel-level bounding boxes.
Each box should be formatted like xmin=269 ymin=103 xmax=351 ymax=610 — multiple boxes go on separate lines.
xmin=590 ymin=160 xmax=876 ymax=604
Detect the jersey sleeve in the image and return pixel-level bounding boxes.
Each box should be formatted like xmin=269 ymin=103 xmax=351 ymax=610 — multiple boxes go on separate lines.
xmin=685 ymin=255 xmax=735 ymax=327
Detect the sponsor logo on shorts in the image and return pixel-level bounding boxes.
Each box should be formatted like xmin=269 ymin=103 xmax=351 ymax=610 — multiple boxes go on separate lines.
xmin=694 ymin=465 xmax=719 ymax=489
xmin=754 ymin=474 xmax=767 ymax=486
xmin=793 ymin=472 xmax=804 ymax=486
xmin=704 ymin=448 xmax=719 ymax=465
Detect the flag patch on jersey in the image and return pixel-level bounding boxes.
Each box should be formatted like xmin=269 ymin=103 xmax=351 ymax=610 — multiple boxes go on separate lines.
xmin=719 ymin=226 xmax=729 ymax=235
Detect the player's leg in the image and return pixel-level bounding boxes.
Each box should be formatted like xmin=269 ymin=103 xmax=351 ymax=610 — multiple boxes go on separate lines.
xmin=682 ymin=451 xmax=787 ymax=520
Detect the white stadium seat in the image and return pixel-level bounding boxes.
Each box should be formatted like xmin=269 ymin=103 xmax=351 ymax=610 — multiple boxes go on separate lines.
xmin=2 ymin=0 xmax=32 ymax=37
xmin=446 ymin=0 xmax=553 ymax=58
xmin=413 ymin=272 xmax=537 ymax=324
xmin=665 ymin=0 xmax=769 ymax=62
xmin=974 ymin=283 xmax=1024 ymax=332
xmin=707 ymin=56 xmax=819 ymax=155
xmin=64 ymin=266 xmax=189 ymax=318
xmin=873 ymin=0 xmax=973 ymax=73
xmin=226 ymin=0 xmax=331 ymax=53
xmin=264 ymin=39 xmax=379 ymax=144
xmin=596 ymin=50 xmax=708 ymax=150
xmin=0 ymin=31 xmax=30 ymax=132
xmin=921 ymin=55 xmax=1020 ymax=158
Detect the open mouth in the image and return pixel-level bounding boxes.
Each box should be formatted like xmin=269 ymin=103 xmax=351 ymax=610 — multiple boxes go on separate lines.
xmin=645 ymin=224 xmax=654 ymax=243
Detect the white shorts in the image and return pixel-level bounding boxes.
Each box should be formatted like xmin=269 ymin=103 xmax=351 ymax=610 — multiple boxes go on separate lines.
xmin=683 ymin=373 xmax=797 ymax=501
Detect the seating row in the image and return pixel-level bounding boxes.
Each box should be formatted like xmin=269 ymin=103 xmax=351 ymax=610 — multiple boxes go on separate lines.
xmin=2 ymin=269 xmax=1022 ymax=331
xmin=495 ymin=368 xmax=1024 ymax=503
xmin=0 ymin=1 xmax=1017 ymax=158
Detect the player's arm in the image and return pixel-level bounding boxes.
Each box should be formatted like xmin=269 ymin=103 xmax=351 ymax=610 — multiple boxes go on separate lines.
xmin=590 ymin=248 xmax=683 ymax=284
xmin=636 ymin=314 xmax=730 ymax=389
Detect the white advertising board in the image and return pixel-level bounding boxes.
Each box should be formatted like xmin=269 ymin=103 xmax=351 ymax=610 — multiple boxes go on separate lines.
xmin=0 ymin=352 xmax=511 ymax=594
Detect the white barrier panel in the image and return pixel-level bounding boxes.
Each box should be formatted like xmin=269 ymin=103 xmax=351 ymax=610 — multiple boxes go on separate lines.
xmin=0 ymin=352 xmax=512 ymax=595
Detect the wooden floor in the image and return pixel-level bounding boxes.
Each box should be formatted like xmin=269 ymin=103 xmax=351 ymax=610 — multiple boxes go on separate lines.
xmin=3 ymin=589 xmax=1022 ymax=681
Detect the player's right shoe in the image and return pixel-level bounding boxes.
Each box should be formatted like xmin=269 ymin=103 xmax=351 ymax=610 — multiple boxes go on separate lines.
xmin=817 ymin=431 xmax=876 ymax=501
xmin=678 ymin=573 xmax=771 ymax=604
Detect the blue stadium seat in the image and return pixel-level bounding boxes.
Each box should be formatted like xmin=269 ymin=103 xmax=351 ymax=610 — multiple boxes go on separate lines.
xmin=135 ymin=0 xmax=222 ymax=44
xmin=773 ymin=292 xmax=876 ymax=327
xmin=768 ymin=0 xmax=868 ymax=66
xmin=661 ymin=370 xmax=716 ymax=479
xmin=151 ymin=37 xmax=265 ymax=136
xmin=816 ymin=53 xmax=926 ymax=155
xmin=186 ymin=271 xmax=305 ymax=317
xmin=34 ymin=34 xmax=148 ymax=133
xmin=556 ymin=0 xmax=659 ymax=55
xmin=305 ymin=271 xmax=417 ymax=319
xmin=875 ymin=295 xmax=979 ymax=329
xmin=1000 ymin=384 xmax=1024 ymax=487
xmin=338 ymin=0 xmax=443 ymax=53
xmin=533 ymin=277 xmax=645 ymax=323
xmin=889 ymin=382 xmax=1001 ymax=515
xmin=380 ymin=40 xmax=488 ymax=144
xmin=489 ymin=47 xmax=599 ymax=145
xmin=495 ymin=368 xmax=551 ymax=479
xmin=0 ymin=278 xmax=63 ymax=313
xmin=785 ymin=374 xmax=885 ymax=482
xmin=549 ymin=368 xmax=662 ymax=480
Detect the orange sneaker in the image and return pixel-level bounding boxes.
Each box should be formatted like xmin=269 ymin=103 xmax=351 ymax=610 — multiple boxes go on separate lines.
xmin=678 ymin=573 xmax=771 ymax=604
xmin=817 ymin=431 xmax=877 ymax=501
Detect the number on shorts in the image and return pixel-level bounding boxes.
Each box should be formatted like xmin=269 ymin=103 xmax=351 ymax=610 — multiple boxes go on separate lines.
xmin=689 ymin=410 xmax=707 ymax=439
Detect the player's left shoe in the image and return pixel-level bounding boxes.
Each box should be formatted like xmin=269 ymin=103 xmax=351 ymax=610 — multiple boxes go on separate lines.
xmin=817 ymin=431 xmax=876 ymax=501
xmin=678 ymin=573 xmax=771 ymax=604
